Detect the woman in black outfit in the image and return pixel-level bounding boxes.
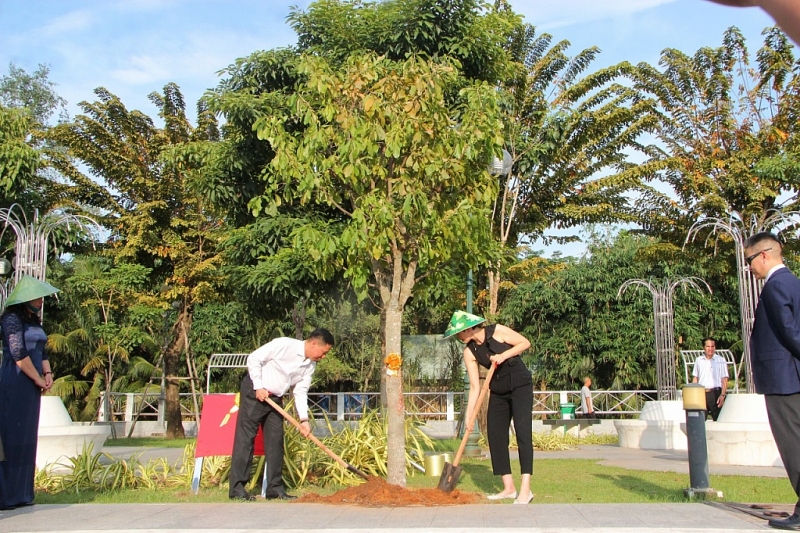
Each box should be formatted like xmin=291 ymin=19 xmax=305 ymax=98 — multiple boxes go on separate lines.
xmin=444 ymin=311 xmax=533 ymax=504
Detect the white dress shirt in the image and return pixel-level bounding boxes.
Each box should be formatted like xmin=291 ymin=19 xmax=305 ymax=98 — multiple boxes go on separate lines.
xmin=693 ymin=354 xmax=728 ymax=389
xmin=247 ymin=337 xmax=315 ymax=420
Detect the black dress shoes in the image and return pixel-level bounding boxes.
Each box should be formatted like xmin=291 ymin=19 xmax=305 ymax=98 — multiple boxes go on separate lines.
xmin=769 ymin=514 xmax=800 ymax=530
xmin=229 ymin=493 xmax=256 ymax=502
xmin=265 ymin=490 xmax=297 ymax=501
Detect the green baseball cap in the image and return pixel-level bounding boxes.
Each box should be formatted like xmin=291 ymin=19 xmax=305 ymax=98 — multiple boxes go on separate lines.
xmin=442 ymin=310 xmax=486 ymax=339
xmin=5 ymin=275 xmax=60 ymax=307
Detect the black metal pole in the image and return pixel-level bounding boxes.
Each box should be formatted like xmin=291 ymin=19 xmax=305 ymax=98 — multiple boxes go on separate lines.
xmin=685 ymin=408 xmax=710 ymax=490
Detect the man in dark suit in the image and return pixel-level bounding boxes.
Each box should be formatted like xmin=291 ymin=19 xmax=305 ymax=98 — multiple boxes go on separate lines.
xmin=746 ymin=232 xmax=800 ymax=530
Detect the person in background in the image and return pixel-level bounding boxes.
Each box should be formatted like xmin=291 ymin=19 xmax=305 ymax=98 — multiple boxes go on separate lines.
xmin=228 ymin=328 xmax=333 ymax=501
xmin=444 ymin=310 xmax=534 ymax=505
xmin=692 ymin=337 xmax=729 ymax=421
xmin=745 ymin=232 xmax=800 ymax=530
xmin=0 ymin=275 xmax=59 ymax=510
xmin=580 ymin=377 xmax=595 ymax=418
xmin=706 ymin=0 xmax=800 ymax=45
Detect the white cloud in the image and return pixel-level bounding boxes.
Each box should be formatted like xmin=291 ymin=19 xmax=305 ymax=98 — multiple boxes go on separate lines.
xmin=111 ymin=55 xmax=172 ymax=85
xmin=112 ymin=0 xmax=188 ymax=15
xmin=518 ymin=0 xmax=680 ymax=29
xmin=108 ymin=26 xmax=285 ymax=89
xmin=36 ymin=9 xmax=95 ymax=38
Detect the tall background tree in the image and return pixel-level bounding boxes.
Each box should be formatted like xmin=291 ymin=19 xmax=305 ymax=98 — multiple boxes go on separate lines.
xmin=633 ymin=27 xmax=800 ymax=242
xmin=49 ymin=83 xmax=223 ymax=438
xmin=484 ymin=25 xmax=659 ymax=315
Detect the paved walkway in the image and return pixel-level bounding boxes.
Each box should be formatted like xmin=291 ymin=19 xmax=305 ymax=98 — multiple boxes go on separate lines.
xmin=0 ymin=444 xmax=790 ymax=533
xmin=0 ymin=501 xmax=786 ymax=533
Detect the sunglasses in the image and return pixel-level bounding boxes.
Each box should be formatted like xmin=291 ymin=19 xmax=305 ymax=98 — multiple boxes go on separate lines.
xmin=745 ymin=247 xmax=772 ymax=266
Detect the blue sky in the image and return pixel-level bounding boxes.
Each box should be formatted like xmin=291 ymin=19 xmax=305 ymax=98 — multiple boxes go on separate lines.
xmin=0 ymin=0 xmax=779 ymax=256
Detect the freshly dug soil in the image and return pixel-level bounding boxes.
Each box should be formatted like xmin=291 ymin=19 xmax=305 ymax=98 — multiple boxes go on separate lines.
xmin=297 ymin=476 xmax=481 ymax=507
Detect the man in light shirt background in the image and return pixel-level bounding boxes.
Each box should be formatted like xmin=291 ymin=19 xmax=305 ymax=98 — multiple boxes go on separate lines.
xmin=229 ymin=328 xmax=334 ymax=501
xmin=692 ymin=337 xmax=728 ymax=421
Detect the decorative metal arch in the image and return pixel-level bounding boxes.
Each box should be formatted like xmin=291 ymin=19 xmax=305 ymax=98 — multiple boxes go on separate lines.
xmin=618 ymin=277 xmax=711 ymax=400
xmin=685 ymin=210 xmax=800 ymax=393
xmin=0 ymin=204 xmax=102 ymax=308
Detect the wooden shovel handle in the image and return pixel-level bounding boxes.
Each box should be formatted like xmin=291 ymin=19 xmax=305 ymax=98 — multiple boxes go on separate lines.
xmin=263 ymin=396 xmax=369 ymax=479
xmin=452 ymin=363 xmax=496 ymax=468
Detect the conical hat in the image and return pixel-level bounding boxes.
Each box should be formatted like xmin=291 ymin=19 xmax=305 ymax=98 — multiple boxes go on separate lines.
xmin=5 ymin=275 xmax=60 ymax=307
xmin=442 ymin=310 xmax=485 ymax=339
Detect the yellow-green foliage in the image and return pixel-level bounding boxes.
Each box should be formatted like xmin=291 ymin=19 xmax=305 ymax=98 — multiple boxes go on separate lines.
xmin=35 ymin=410 xmax=435 ymax=495
xmin=287 ymin=408 xmax=434 ymax=487
xmin=479 ymin=432 xmax=619 ymax=451
xmin=35 ymin=442 xmax=184 ymax=493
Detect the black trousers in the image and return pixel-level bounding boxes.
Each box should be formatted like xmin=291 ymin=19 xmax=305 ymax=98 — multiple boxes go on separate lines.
xmin=765 ymin=393 xmax=800 ymax=513
xmin=487 ymin=380 xmax=533 ymax=476
xmin=704 ymin=388 xmax=722 ymax=421
xmin=229 ymin=374 xmax=285 ymax=498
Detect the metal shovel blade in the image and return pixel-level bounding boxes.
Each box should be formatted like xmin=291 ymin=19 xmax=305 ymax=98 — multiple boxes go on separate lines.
xmin=437 ymin=462 xmax=462 ymax=493
xmin=347 ymin=464 xmax=370 ymax=481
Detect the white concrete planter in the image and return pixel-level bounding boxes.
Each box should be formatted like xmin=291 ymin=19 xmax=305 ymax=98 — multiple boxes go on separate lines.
xmin=37 ymin=396 xmax=110 ymax=469
xmin=705 ymin=393 xmax=782 ymax=467
xmin=614 ymin=401 xmax=687 ymax=450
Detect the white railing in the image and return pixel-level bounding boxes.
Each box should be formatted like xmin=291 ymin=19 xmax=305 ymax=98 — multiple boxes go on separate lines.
xmin=100 ymin=390 xmax=657 ymax=422
xmin=532 ymin=390 xmax=658 ymax=415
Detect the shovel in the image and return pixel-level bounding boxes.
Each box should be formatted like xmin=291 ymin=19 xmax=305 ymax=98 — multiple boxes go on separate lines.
xmin=438 ymin=362 xmax=496 ymax=492
xmin=264 ymin=396 xmax=369 ymax=481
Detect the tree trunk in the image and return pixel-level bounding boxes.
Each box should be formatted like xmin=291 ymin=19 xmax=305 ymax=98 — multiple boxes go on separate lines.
xmin=384 ymin=304 xmax=406 ymax=487
xmin=379 ymin=307 xmax=387 ymax=408
xmin=164 ymin=312 xmax=186 ymax=439
xmin=292 ymin=298 xmax=306 ymax=340
xmin=488 ymin=268 xmax=500 ymax=317
xmin=373 ymin=246 xmax=417 ymax=487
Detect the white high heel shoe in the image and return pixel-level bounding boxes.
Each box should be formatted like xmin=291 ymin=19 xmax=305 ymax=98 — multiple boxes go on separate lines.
xmin=513 ymin=492 xmax=534 ymax=504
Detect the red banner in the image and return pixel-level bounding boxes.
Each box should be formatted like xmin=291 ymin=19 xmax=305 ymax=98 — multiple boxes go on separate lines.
xmin=195 ymin=393 xmax=264 ymax=457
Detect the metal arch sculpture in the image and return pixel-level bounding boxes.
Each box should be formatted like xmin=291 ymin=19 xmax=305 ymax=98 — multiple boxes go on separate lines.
xmin=618 ymin=277 xmax=711 ymax=401
xmin=0 ymin=204 xmax=102 ymax=308
xmin=685 ymin=210 xmax=800 ymax=393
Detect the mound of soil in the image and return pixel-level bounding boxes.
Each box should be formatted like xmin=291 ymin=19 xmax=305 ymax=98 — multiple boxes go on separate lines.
xmin=297 ymin=476 xmax=481 ymax=507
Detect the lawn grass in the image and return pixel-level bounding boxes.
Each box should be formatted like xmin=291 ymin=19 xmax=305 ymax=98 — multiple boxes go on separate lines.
xmin=406 ymin=457 xmax=796 ymax=505
xmin=102 ymin=437 xmax=196 ymax=448
xmin=34 ymin=456 xmax=796 ymax=506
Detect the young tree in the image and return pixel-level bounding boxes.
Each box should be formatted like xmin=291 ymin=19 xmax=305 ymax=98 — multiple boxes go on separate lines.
xmin=250 ymin=53 xmax=502 ymax=485
xmin=207 ymin=0 xmax=520 ymax=485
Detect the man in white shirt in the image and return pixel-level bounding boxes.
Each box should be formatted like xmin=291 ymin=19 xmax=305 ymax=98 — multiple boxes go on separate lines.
xmin=580 ymin=377 xmax=594 ymax=418
xmin=692 ymin=337 xmax=728 ymax=421
xmin=229 ymin=328 xmax=333 ymax=501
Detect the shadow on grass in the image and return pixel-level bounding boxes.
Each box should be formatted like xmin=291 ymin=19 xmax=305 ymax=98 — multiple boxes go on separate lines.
xmin=593 ymin=473 xmax=683 ymax=501
xmin=461 ymin=461 xmax=497 ymax=495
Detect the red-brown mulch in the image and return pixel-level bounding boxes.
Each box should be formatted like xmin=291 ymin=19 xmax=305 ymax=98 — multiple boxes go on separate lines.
xmin=296 ymin=476 xmax=481 ymax=507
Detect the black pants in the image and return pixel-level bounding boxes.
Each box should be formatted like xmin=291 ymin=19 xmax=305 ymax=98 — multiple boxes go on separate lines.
xmin=487 ymin=381 xmax=533 ymax=475
xmin=704 ymin=388 xmax=722 ymax=421
xmin=765 ymin=393 xmax=800 ymax=513
xmin=229 ymin=375 xmax=285 ymax=498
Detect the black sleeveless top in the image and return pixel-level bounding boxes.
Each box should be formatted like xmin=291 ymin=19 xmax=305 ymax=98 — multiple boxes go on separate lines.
xmin=467 ymin=324 xmax=532 ymax=395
